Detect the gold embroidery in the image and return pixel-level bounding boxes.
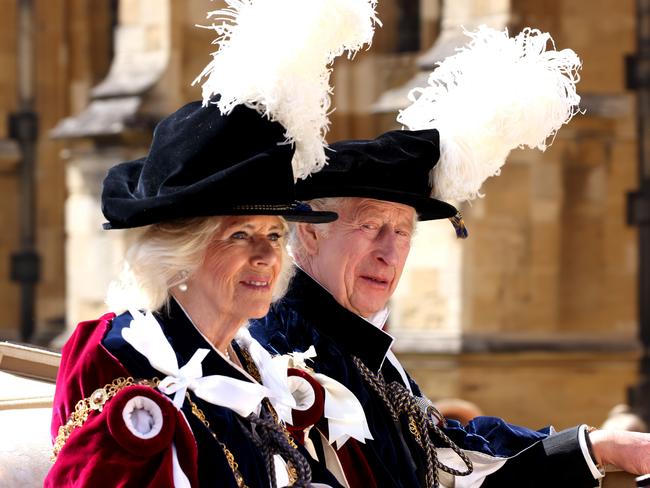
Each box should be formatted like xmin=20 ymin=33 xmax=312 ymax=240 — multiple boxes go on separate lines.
xmin=51 ymin=376 xmax=154 ymax=461
xmin=187 ymin=395 xmax=249 ymax=488
xmin=233 ymin=204 xmax=296 ymax=211
xmin=408 ymin=415 xmax=422 ymax=445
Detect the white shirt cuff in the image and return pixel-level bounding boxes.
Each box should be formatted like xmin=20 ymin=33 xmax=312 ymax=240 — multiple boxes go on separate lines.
xmin=578 ymin=424 xmax=606 ymax=479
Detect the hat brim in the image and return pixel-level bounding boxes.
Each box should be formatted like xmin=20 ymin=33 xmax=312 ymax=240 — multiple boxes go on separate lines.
xmin=299 ymin=185 xmax=458 ymax=221
xmin=282 ymin=210 xmax=338 ymax=223
xmin=101 ymin=103 xmax=339 ymax=230
xmin=102 ymin=205 xmax=337 ymax=230
xmin=229 ymin=206 xmax=338 ymax=224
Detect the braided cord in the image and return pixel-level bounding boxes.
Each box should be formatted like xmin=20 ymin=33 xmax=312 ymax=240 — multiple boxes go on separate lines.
xmin=353 ymin=356 xmax=473 ymax=488
xmin=385 ymin=380 xmax=439 ymax=487
xmin=240 ymin=408 xmax=313 ymax=488
xmin=238 ymin=346 xmax=312 ymax=487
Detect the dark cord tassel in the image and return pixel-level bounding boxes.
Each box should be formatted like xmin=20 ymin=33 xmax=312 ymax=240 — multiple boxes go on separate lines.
xmin=353 ymin=356 xmax=473 ymax=488
xmin=449 ymin=212 xmax=468 ymax=239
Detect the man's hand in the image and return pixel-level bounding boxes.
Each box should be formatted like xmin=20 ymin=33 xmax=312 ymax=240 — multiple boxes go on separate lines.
xmin=590 ymin=429 xmax=650 ymax=474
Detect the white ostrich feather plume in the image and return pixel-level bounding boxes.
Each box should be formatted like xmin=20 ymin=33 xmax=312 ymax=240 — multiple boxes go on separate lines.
xmin=397 ymin=26 xmax=582 ymax=202
xmin=193 ymin=0 xmax=379 ymax=180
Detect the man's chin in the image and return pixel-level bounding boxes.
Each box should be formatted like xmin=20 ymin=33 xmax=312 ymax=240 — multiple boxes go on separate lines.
xmin=351 ymin=298 xmax=389 ymax=319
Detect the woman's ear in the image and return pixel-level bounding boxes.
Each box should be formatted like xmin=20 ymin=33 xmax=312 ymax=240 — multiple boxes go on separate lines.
xmin=296 ymin=223 xmax=320 ymax=256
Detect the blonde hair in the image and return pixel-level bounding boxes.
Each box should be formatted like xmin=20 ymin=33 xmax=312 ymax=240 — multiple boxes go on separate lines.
xmin=107 ymin=216 xmax=293 ymax=313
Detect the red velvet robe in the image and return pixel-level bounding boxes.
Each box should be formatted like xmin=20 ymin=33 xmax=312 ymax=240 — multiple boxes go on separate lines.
xmin=46 ymin=314 xmax=199 ymax=488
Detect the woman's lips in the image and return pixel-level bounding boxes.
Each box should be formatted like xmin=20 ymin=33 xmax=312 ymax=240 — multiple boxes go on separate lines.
xmin=240 ymin=278 xmax=272 ymax=290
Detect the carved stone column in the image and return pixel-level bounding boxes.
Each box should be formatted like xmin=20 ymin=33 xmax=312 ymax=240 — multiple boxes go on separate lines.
xmin=51 ymin=0 xmax=171 ymax=342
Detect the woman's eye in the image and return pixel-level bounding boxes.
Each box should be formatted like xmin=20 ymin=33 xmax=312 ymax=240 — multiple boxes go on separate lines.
xmin=230 ymin=231 xmax=248 ymax=240
xmin=268 ymin=232 xmax=283 ymax=242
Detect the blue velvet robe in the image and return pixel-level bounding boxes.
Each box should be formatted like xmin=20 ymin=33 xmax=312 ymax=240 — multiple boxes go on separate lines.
xmin=249 ymin=270 xmax=599 ymax=487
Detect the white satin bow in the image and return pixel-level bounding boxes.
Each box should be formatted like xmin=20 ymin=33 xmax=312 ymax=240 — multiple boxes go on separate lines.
xmin=122 ymin=310 xmax=271 ymax=417
xmin=235 ymin=328 xmax=297 ymax=423
xmin=287 ymin=346 xmax=374 ymax=449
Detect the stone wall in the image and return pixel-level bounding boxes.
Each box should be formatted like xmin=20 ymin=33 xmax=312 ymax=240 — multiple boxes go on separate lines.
xmin=0 ymin=0 xmax=20 ymax=337
xmin=388 ymin=0 xmax=638 ymax=339
xmin=403 ymin=350 xmax=639 ymax=430
xmin=0 ymin=1 xmax=113 ymax=339
xmin=387 ymin=0 xmax=641 ymax=427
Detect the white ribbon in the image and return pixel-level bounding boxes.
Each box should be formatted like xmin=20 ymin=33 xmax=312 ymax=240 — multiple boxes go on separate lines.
xmin=121 ymin=311 xmax=296 ymax=488
xmin=122 ymin=310 xmax=271 ymax=417
xmin=288 ymin=346 xmax=374 ymax=449
xmin=235 ymin=328 xmax=297 ymax=423
xmin=171 ymin=443 xmax=191 ymax=488
xmin=157 ymin=348 xmax=209 ymax=409
xmin=287 ymin=346 xmax=319 ymax=369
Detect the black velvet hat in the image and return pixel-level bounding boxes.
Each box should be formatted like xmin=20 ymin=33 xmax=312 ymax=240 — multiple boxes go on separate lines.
xmin=101 ymin=101 xmax=337 ymax=229
xmin=295 ymin=129 xmax=459 ymax=222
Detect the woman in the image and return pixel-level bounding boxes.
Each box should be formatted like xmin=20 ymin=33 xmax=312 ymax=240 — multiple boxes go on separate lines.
xmin=45 ymin=101 xmax=345 ymax=488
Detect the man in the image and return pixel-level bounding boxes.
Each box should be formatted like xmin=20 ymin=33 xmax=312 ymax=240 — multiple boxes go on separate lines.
xmin=250 ymin=129 xmax=650 ymax=487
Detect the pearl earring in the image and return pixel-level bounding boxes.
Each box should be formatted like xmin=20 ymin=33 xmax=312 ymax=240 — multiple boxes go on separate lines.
xmin=177 ymin=270 xmax=189 ymax=292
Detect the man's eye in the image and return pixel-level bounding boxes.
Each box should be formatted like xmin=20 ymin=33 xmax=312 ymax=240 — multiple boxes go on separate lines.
xmin=396 ymin=229 xmax=411 ymax=238
xmin=361 ymin=223 xmax=378 ymax=231
xmin=230 ymin=231 xmax=248 ymax=240
xmin=268 ymin=232 xmax=283 ymax=242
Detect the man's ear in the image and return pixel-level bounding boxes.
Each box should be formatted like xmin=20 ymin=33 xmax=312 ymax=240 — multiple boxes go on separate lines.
xmin=296 ymin=223 xmax=320 ymax=256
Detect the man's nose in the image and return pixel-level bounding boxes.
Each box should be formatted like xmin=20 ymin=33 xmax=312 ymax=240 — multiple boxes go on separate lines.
xmin=374 ymin=226 xmax=399 ymax=266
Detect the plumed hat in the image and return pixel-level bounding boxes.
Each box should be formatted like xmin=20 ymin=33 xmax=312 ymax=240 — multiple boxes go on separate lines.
xmin=297 ymin=26 xmax=582 ymax=237
xmin=102 ymin=102 xmax=336 ymax=229
xmin=296 ymin=129 xmax=458 ymax=221
xmin=102 ymin=0 xmax=380 ymax=229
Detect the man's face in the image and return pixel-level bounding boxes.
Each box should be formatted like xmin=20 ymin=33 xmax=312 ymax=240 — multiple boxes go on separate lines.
xmin=307 ymin=198 xmax=415 ymax=317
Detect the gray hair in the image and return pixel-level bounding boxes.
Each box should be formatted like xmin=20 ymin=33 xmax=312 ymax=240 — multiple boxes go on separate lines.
xmin=288 ymin=197 xmax=347 ymax=263
xmin=107 ymin=216 xmax=294 ymax=312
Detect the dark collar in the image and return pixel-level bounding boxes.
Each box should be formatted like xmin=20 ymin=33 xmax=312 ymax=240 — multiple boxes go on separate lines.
xmin=282 ymin=269 xmax=394 ymax=373
xmin=104 ymin=298 xmax=252 ymax=383
xmin=159 ymin=299 xmax=254 ymax=381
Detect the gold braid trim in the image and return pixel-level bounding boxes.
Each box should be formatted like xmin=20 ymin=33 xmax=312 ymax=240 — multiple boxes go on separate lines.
xmin=187 ymin=395 xmax=249 ymax=488
xmin=238 ymin=347 xmax=263 ymax=383
xmin=52 ymin=377 xmax=149 ymax=461
xmin=409 ymin=415 xmax=422 ymax=445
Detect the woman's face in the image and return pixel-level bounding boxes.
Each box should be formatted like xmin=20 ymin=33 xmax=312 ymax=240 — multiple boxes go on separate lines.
xmin=189 ymin=215 xmax=285 ymax=327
